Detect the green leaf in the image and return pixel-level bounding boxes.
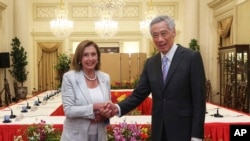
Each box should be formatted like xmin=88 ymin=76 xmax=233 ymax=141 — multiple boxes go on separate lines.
xmin=9 ymin=37 xmax=29 ymax=86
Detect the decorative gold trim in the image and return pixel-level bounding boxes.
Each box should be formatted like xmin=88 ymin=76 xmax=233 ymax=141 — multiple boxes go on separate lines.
xmin=153 ymin=2 xmax=178 ymax=19
xmin=33 ymin=3 xmax=58 ymax=21
xmin=208 ymin=0 xmax=233 ymax=9
xmin=32 ymin=2 xmax=178 ymax=21
xmin=68 ymin=2 xmax=142 ymax=21
xmin=68 ymin=2 xmax=90 ymax=20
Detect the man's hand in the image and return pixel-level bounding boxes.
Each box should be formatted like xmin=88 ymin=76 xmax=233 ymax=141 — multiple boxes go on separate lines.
xmin=93 ymin=101 xmax=119 ymax=118
xmin=106 ymin=101 xmax=119 ymax=117
xmin=94 ymin=102 xmax=112 ymax=118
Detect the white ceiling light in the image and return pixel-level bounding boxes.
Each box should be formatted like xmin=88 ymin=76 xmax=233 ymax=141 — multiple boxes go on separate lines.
xmin=50 ymin=0 xmax=73 ymax=38
xmin=139 ymin=0 xmax=158 ymax=38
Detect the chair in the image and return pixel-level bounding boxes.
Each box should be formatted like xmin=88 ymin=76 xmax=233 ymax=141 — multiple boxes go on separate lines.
xmin=205 ymin=80 xmax=212 ymax=102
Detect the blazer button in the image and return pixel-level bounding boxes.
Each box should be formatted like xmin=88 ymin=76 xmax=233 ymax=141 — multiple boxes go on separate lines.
xmin=163 ymin=98 xmax=166 ymax=102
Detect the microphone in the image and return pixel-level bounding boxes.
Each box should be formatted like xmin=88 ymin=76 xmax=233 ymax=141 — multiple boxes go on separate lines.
xmin=211 ymin=92 xmax=220 ymax=97
xmin=9 ymin=107 xmax=16 ymax=119
xmin=37 ymin=97 xmax=42 ymax=104
xmin=46 ymin=94 xmax=50 ymax=100
xmin=206 ymin=92 xmax=220 ymax=114
xmin=207 ymin=92 xmax=220 ymax=102
xmin=26 ymin=101 xmax=31 ymax=109
xmin=211 ymin=108 xmax=223 ymax=118
xmin=34 ymin=100 xmax=40 ymax=106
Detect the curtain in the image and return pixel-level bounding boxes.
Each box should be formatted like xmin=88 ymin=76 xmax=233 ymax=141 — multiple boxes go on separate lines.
xmin=37 ymin=42 xmax=62 ymax=91
xmin=218 ymin=16 xmax=233 ymax=47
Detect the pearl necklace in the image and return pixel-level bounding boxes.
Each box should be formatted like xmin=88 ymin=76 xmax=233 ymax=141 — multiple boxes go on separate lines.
xmin=84 ymin=72 xmax=97 ymax=81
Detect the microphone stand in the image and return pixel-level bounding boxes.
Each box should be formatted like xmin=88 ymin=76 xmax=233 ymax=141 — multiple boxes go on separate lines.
xmin=26 ymin=101 xmax=31 ymax=109
xmin=206 ymin=93 xmax=220 ymax=114
xmin=37 ymin=97 xmax=41 ymax=103
xmin=9 ymin=107 xmax=16 ymax=119
xmin=213 ymin=108 xmax=223 ymax=118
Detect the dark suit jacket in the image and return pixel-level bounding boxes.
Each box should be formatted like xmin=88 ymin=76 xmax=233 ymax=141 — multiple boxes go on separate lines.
xmin=118 ymin=45 xmax=206 ymax=141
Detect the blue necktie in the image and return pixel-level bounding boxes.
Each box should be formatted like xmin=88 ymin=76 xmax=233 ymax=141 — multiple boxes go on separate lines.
xmin=162 ymin=56 xmax=168 ymax=83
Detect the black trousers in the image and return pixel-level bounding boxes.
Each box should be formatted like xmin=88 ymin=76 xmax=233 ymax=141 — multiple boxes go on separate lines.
xmin=160 ymin=123 xmax=167 ymax=141
xmin=159 ymin=122 xmax=191 ymax=141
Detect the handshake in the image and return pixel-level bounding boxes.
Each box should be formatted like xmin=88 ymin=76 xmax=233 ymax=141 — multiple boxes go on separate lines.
xmin=91 ymin=101 xmax=118 ymax=123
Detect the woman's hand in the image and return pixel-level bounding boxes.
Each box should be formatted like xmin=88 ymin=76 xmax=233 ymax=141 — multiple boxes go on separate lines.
xmin=91 ymin=113 xmax=106 ymax=123
xmin=93 ymin=102 xmax=112 ymax=118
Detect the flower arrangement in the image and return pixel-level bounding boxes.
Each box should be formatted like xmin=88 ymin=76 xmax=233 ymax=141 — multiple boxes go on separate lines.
xmin=111 ymin=81 xmax=135 ymax=89
xmin=112 ymin=92 xmax=142 ymax=115
xmin=14 ymin=120 xmax=62 ymax=141
xmin=106 ymin=120 xmax=151 ymax=141
xmin=111 ymin=75 xmax=140 ymax=89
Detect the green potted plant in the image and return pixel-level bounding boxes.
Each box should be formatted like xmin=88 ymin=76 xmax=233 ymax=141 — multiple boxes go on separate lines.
xmin=9 ymin=37 xmax=29 ymax=99
xmin=189 ymin=38 xmax=200 ymax=51
xmin=55 ymin=53 xmax=71 ymax=88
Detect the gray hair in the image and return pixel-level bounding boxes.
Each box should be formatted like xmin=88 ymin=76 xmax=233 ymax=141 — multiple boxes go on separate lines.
xmin=149 ymin=15 xmax=176 ymax=33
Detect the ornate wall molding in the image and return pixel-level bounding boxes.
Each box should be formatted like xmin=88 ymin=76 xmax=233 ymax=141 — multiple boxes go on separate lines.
xmin=208 ymin=0 xmax=235 ymax=47
xmin=33 ymin=2 xmax=178 ymax=21
xmin=208 ymin=0 xmax=233 ymax=9
xmin=69 ymin=2 xmax=141 ymax=20
xmin=33 ymin=3 xmax=57 ymax=21
xmin=208 ymin=0 xmax=234 ymax=18
xmin=69 ymin=3 xmax=90 ymax=20
xmin=121 ymin=3 xmax=141 ymax=19
xmin=153 ymin=2 xmax=178 ymax=20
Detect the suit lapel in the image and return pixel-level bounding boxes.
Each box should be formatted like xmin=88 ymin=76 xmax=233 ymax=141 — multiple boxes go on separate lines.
xmin=154 ymin=54 xmax=165 ymax=90
xmin=75 ymin=71 xmax=92 ymax=104
xmin=163 ymin=46 xmax=184 ymax=88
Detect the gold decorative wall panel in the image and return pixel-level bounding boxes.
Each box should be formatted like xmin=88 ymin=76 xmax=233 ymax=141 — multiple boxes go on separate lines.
xmin=154 ymin=3 xmax=178 ymax=19
xmin=33 ymin=4 xmax=57 ymax=20
xmin=71 ymin=5 xmax=89 ymax=18
xmin=123 ymin=5 xmax=140 ymax=18
xmin=33 ymin=2 xmax=178 ymax=21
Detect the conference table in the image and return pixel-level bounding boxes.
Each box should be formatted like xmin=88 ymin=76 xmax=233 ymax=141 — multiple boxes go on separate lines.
xmin=0 ymin=90 xmax=250 ymax=141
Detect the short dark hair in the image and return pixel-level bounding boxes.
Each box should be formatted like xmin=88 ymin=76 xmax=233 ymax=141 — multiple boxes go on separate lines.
xmin=72 ymin=40 xmax=101 ymax=71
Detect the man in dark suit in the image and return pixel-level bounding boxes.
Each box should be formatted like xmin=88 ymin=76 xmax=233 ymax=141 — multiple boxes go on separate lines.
xmin=108 ymin=15 xmax=206 ymax=141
